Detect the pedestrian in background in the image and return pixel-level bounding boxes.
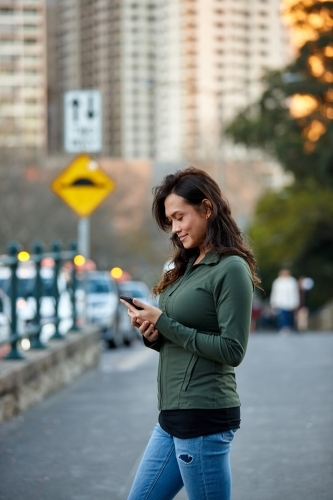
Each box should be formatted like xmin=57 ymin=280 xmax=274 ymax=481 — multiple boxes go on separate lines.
xmin=296 ymin=276 xmax=314 ymax=331
xmin=270 ymin=269 xmax=300 ymax=332
xmin=121 ymin=167 xmax=260 ymax=500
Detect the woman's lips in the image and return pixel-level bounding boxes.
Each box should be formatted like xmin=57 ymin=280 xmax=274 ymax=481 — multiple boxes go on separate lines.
xmin=179 ymin=234 xmax=187 ymax=242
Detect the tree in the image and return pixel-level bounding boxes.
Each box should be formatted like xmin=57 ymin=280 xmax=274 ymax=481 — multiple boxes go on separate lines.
xmin=226 ymin=1 xmax=333 ymax=186
xmin=225 ymin=1 xmax=333 ymax=309
xmin=225 ymin=38 xmax=333 ymax=185
xmin=250 ymin=183 xmax=333 ymax=309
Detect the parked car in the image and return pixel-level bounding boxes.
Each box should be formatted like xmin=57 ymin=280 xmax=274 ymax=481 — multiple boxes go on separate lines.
xmin=76 ymin=271 xmax=123 ymax=349
xmin=117 ymin=280 xmax=158 ymax=344
xmin=163 ymin=259 xmax=175 ymax=273
xmin=118 ymin=280 xmax=157 ymax=306
xmin=0 ymin=288 xmax=10 ymax=345
xmin=0 ymin=263 xmax=73 ymax=344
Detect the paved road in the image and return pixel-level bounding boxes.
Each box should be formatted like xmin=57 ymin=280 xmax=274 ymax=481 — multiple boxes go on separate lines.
xmin=0 ymin=332 xmax=332 ymax=500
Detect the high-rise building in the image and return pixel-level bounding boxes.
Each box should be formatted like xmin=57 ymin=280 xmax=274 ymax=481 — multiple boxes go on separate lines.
xmin=48 ymin=0 xmax=292 ymax=161
xmin=49 ymin=0 xmax=156 ymax=158
xmin=0 ymin=0 xmax=47 ymax=151
xmin=48 ymin=0 xmax=122 ymax=156
xmin=154 ymin=0 xmax=292 ymax=161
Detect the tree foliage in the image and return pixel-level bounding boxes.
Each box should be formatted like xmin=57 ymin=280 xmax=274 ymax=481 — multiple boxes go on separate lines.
xmin=226 ymin=1 xmax=333 ymax=309
xmin=250 ymin=184 xmax=333 ymax=309
xmin=226 ymin=29 xmax=333 ymax=186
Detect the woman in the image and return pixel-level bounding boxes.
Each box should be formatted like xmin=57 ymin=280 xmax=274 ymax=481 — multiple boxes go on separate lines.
xmin=121 ymin=167 xmax=260 ymax=500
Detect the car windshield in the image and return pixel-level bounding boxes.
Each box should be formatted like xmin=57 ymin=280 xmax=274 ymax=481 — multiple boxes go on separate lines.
xmin=119 ymin=283 xmax=149 ymax=299
xmin=2 ymin=278 xmax=35 ymax=298
xmin=0 ymin=278 xmax=9 ymax=294
xmin=76 ymin=273 xmax=118 ymax=294
xmin=88 ymin=278 xmax=111 ymax=294
xmin=0 ymin=276 xmax=55 ymax=297
xmin=41 ymin=277 xmax=54 ymax=296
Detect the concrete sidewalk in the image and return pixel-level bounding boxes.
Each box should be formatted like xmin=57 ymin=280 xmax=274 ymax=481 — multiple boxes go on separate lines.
xmin=0 ymin=333 xmax=332 ymax=500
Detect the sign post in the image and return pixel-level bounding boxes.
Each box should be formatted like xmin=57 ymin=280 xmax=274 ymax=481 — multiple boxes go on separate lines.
xmin=78 ymin=217 xmax=90 ymax=259
xmin=50 ymin=153 xmax=116 ymax=257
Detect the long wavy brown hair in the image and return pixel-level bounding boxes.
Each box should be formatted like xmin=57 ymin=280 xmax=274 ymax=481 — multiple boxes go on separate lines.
xmin=151 ymin=167 xmax=260 ymax=295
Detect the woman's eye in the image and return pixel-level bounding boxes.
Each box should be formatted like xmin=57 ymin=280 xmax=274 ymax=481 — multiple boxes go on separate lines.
xmin=177 ymin=217 xmax=183 ymax=221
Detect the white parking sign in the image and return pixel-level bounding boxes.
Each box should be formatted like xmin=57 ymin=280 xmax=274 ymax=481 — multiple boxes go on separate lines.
xmin=64 ymin=90 xmax=102 ymax=153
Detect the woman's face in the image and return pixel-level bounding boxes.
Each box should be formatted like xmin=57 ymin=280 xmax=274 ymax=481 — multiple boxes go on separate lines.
xmin=164 ymin=193 xmax=209 ymax=250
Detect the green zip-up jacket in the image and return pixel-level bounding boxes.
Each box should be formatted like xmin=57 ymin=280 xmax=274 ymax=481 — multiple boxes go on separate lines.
xmin=146 ymin=251 xmax=253 ymax=410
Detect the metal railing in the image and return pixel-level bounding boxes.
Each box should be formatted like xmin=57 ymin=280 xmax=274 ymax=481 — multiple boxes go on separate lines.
xmin=0 ymin=240 xmax=80 ymax=360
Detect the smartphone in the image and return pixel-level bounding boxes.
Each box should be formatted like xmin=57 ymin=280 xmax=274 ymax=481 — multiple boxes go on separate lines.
xmin=119 ymin=295 xmax=144 ymax=310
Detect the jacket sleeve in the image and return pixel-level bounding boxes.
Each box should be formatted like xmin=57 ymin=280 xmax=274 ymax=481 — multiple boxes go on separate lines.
xmin=155 ymin=260 xmax=253 ymax=367
xmin=143 ymin=335 xmax=163 ymax=352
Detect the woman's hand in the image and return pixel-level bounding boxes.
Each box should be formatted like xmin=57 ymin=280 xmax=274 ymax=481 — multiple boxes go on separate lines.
xmin=120 ymin=298 xmax=162 ymax=343
xmin=138 ymin=321 xmax=159 ymax=342
xmin=120 ymin=299 xmax=163 ymax=326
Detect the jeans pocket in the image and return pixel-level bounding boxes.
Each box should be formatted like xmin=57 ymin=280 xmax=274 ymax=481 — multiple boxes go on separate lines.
xmin=221 ymin=429 xmax=237 ymax=443
xmin=205 ymin=429 xmax=237 ymax=444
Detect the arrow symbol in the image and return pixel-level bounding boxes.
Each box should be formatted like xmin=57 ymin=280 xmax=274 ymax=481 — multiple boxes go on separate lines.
xmin=72 ymin=99 xmax=79 ymax=121
xmin=87 ymin=96 xmax=94 ymax=119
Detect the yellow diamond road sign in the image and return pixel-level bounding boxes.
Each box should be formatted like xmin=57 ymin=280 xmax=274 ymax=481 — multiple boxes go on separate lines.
xmin=51 ymin=154 xmax=116 ymax=217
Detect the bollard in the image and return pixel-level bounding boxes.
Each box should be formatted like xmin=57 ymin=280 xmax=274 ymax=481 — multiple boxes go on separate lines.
xmin=5 ymin=242 xmax=25 ymax=360
xmin=30 ymin=241 xmax=47 ymax=349
xmin=70 ymin=241 xmax=80 ymax=331
xmin=51 ymin=240 xmax=64 ymax=339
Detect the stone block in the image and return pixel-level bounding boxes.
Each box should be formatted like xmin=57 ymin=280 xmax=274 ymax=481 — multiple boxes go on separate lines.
xmin=0 ymin=327 xmax=100 ymax=423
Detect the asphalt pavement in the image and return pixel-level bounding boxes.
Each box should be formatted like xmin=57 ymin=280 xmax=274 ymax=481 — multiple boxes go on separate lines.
xmin=0 ymin=332 xmax=332 ymax=500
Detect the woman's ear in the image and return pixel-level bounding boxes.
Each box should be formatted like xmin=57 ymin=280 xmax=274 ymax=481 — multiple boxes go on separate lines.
xmin=202 ymin=199 xmax=212 ymax=219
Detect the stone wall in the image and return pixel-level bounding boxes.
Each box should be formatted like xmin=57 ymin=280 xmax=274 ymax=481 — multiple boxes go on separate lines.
xmin=0 ymin=328 xmax=100 ymax=423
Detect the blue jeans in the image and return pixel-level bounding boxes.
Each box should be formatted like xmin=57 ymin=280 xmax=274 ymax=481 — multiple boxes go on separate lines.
xmin=128 ymin=424 xmax=237 ymax=500
xmin=277 ymin=309 xmax=294 ymax=330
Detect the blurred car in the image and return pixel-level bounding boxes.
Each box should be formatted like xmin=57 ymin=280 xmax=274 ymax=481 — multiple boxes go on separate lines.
xmin=163 ymin=259 xmax=175 ymax=273
xmin=0 ymin=288 xmax=10 ymax=344
xmin=118 ymin=280 xmax=157 ymax=306
xmin=117 ymin=280 xmax=158 ymax=344
xmin=0 ymin=263 xmax=73 ymax=343
xmin=76 ymin=271 xmax=123 ymax=348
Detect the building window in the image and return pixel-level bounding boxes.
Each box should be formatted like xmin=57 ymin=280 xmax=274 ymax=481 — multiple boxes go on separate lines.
xmin=23 ymin=9 xmax=38 ymax=15
xmin=0 ymin=9 xmax=15 ymax=15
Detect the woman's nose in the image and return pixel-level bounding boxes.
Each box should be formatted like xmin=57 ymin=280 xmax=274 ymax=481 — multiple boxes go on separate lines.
xmin=172 ymin=221 xmax=180 ymax=233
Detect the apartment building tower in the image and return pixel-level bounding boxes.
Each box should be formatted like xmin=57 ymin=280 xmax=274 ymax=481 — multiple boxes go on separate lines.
xmin=0 ymin=0 xmax=47 ymax=151
xmin=49 ymin=0 xmax=157 ymax=158
xmin=48 ymin=0 xmax=291 ymax=161
xmin=154 ymin=0 xmax=292 ymax=161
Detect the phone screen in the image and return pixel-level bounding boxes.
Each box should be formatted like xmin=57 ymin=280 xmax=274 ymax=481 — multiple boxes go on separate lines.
xmin=119 ymin=295 xmax=144 ymax=310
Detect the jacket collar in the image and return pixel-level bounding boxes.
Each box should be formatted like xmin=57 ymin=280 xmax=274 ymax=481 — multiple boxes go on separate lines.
xmin=202 ymin=249 xmax=221 ymax=265
xmin=188 ymin=249 xmax=221 ymax=267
